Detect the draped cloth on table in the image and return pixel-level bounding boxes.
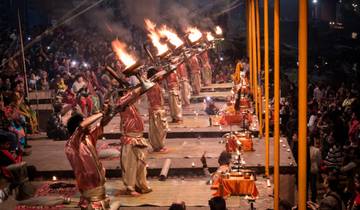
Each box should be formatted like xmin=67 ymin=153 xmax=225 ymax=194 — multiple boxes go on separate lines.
xmin=212 ymin=177 xmax=259 ymax=198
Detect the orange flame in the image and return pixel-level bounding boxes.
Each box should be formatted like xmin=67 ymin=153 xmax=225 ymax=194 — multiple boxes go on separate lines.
xmin=111 ymin=39 xmax=137 ymax=68
xmin=186 ymin=27 xmax=203 ymax=43
xmin=215 ymin=26 xmax=223 ymax=35
xmin=144 ymin=19 xmax=169 ymax=56
xmin=159 ymin=25 xmax=183 ymax=48
xmin=206 ymin=32 xmax=215 ymax=41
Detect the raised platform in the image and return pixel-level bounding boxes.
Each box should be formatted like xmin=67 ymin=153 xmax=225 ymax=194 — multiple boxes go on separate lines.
xmin=3 ymin=86 xmax=299 ymax=209
xmin=24 ymin=136 xmax=296 ymax=179
xmin=201 ymin=82 xmax=233 ymax=92
xmin=103 ymin=114 xmax=254 ymax=139
xmin=101 ymin=98 xmax=255 ymax=139
xmin=1 ymin=177 xmax=275 ymax=210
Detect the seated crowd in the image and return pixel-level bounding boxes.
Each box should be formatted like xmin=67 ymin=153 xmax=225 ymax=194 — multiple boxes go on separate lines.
xmin=278 ymin=77 xmax=360 ymax=209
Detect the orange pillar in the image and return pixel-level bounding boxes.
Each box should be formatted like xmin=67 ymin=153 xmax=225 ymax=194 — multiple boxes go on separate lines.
xmin=298 ymin=0 xmax=308 ymax=209
xmin=255 ymin=0 xmax=263 ymax=137
xmin=264 ymin=0 xmax=270 ymax=177
xmin=251 ymin=0 xmax=258 ymax=117
xmin=273 ymin=0 xmax=280 ymax=208
xmin=248 ymin=0 xmax=253 ymax=93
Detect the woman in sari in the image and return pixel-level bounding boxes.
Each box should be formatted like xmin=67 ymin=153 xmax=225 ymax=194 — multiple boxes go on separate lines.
xmin=12 ymin=81 xmax=39 ymax=134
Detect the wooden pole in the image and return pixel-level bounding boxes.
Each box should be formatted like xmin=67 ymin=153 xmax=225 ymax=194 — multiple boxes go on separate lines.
xmin=298 ymin=0 xmax=308 ymax=209
xmin=251 ymin=0 xmax=258 ymax=117
xmin=273 ymin=0 xmax=280 ymax=208
xmin=17 ymin=10 xmax=29 ymax=98
xmin=255 ymin=0 xmax=263 ymax=138
xmin=264 ymin=0 xmax=270 ymax=177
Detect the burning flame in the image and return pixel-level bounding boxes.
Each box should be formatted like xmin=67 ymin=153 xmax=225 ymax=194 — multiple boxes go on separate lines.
xmin=206 ymin=32 xmax=215 ymax=41
xmin=186 ymin=27 xmax=203 ymax=43
xmin=144 ymin=19 xmax=169 ymax=56
xmin=159 ymin=25 xmax=184 ymax=48
xmin=111 ymin=39 xmax=137 ymax=68
xmin=215 ymin=26 xmax=223 ymax=35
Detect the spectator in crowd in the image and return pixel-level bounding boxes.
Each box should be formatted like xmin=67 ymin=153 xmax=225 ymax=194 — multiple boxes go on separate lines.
xmin=71 ymin=74 xmax=93 ymax=116
xmin=169 ymin=202 xmax=186 ymax=210
xmin=348 ymin=111 xmax=359 ymax=147
xmin=12 ymin=81 xmax=39 ymax=134
xmin=308 ymin=173 xmax=346 ymax=210
xmin=323 ymin=133 xmax=344 ymax=170
xmin=201 ymin=151 xmax=232 ymax=185
xmin=205 ymin=98 xmax=219 ymax=115
xmin=350 ymin=173 xmax=360 ymax=210
xmin=55 ymin=74 xmax=68 ymax=94
xmin=28 ymin=73 xmax=40 ymax=91
xmin=313 ymin=84 xmax=322 ymax=104
xmin=209 ymin=196 xmax=227 ymax=210
xmin=3 ymin=78 xmax=12 ymax=92
xmin=309 ymin=136 xmax=321 ymax=202
xmin=39 ymin=70 xmax=50 ymax=90
xmin=46 ymin=103 xmax=69 ymax=140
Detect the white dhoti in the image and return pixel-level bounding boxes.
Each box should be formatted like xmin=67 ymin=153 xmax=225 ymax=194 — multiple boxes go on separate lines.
xmin=120 ymin=141 xmax=150 ymax=192
xmin=148 ymin=109 xmax=168 ymax=151
xmin=202 ymin=66 xmax=212 ymax=86
xmin=180 ymin=80 xmax=191 ymax=106
xmin=192 ymin=73 xmax=201 ymax=95
xmin=168 ymin=90 xmax=183 ymax=121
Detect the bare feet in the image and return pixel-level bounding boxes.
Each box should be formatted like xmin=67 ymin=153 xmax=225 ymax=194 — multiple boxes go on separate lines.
xmin=130 ymin=191 xmax=142 ymax=197
xmin=135 ymin=186 xmax=153 ymax=194
xmin=171 ymin=119 xmax=183 ymax=123
xmin=159 ymin=147 xmax=168 ymax=153
xmin=114 ymin=189 xmax=141 ymax=197
xmin=152 ymin=147 xmax=169 ymax=153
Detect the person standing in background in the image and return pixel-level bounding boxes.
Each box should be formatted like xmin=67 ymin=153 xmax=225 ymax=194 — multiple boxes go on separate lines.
xmin=177 ymin=63 xmax=191 ymax=107
xmin=146 ymin=68 xmax=168 ymax=152
xmin=166 ymin=72 xmax=183 ymax=123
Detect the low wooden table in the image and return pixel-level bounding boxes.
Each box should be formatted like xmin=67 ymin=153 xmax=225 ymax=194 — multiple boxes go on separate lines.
xmin=226 ymin=136 xmax=254 ymax=152
xmin=212 ymin=176 xmax=259 ymax=198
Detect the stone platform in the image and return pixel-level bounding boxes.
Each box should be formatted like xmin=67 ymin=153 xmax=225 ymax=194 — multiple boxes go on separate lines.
xmin=25 ymin=136 xmax=296 ymax=179
xmin=7 ymin=85 xmax=298 ymax=209
xmin=103 ymin=98 xmax=255 ymax=139
xmin=200 ymin=82 xmax=233 ymax=92
xmin=1 ymin=177 xmax=275 ymax=210
xmin=103 ymin=114 xmax=254 ymax=139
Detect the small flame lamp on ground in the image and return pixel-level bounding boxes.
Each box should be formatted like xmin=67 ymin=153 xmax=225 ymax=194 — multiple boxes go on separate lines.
xmin=232 ymin=149 xmax=243 ymax=172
